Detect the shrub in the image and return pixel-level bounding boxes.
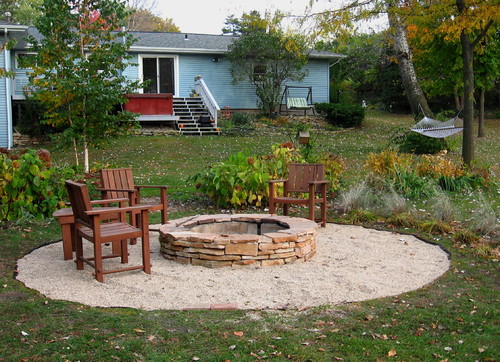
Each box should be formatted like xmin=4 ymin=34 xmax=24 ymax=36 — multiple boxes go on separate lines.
xmin=191 ymin=143 xmax=345 ymax=209
xmin=389 ymin=129 xmax=447 ymax=154
xmin=387 ymin=212 xmax=419 ymax=229
xmin=231 ymin=112 xmax=254 ymax=127
xmin=337 ymin=181 xmax=376 ymax=213
xmin=379 ymin=188 xmax=410 ymax=216
xmin=191 ymin=151 xmax=270 ymax=208
xmin=429 ymin=192 xmax=455 ymax=222
xmin=346 ymin=209 xmax=377 ymax=224
xmin=315 ymin=102 xmax=365 ymax=128
xmin=365 ymin=149 xmax=413 ymax=177
xmin=454 ymin=229 xmax=480 ymax=245
xmin=419 ymin=220 xmax=453 ymax=235
xmin=0 ymin=149 xmax=70 ymax=222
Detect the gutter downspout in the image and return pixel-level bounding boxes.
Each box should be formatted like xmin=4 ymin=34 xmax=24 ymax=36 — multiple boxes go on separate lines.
xmin=6 ymin=42 xmax=13 ymax=149
xmin=3 ymin=28 xmax=13 ymax=149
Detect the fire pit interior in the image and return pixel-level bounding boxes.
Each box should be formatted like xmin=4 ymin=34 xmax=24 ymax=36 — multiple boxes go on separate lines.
xmin=159 ymin=214 xmax=318 ymax=268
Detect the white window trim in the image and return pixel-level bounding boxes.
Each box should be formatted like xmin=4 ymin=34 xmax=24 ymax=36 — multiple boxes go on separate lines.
xmin=138 ymin=54 xmax=179 ymax=96
xmin=15 ymin=51 xmax=37 ymax=69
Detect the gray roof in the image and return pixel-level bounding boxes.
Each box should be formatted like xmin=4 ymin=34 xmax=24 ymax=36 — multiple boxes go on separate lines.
xmin=0 ymin=21 xmax=28 ymax=32
xmin=13 ymin=27 xmax=341 ymax=59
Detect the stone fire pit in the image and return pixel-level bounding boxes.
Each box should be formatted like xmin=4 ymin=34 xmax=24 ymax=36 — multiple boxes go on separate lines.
xmin=159 ymin=214 xmax=318 ymax=268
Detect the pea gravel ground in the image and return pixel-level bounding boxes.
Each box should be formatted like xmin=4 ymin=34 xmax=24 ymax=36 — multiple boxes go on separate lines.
xmin=16 ymin=223 xmax=450 ymax=311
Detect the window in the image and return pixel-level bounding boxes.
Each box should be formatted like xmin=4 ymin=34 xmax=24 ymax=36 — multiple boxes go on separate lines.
xmin=253 ymin=63 xmax=267 ymax=82
xmin=15 ymin=52 xmax=37 ymax=69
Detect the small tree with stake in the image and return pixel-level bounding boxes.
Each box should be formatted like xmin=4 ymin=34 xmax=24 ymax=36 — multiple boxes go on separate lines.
xmin=26 ymin=0 xmax=142 ymax=172
xmin=225 ymin=11 xmax=309 ymax=116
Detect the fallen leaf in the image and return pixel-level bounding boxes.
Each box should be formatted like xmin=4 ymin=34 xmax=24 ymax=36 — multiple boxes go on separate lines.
xmin=233 ymin=331 xmax=244 ymax=337
xmin=388 ymin=349 xmax=397 ymax=357
xmin=134 ymin=328 xmax=146 ymax=333
xmin=365 ymin=315 xmax=375 ymax=321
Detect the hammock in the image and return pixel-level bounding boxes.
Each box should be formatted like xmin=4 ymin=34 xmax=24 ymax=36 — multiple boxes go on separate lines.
xmin=411 ymin=116 xmax=464 ymax=138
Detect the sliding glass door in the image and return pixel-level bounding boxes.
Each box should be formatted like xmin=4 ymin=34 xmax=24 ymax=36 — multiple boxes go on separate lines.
xmin=142 ymin=57 xmax=175 ymax=94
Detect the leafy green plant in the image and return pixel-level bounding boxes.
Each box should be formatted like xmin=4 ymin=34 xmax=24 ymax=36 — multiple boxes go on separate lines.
xmin=389 ymin=128 xmax=447 ymax=154
xmin=191 ymin=143 xmax=344 ymax=209
xmin=190 ymin=151 xmax=272 ymax=208
xmin=0 ymin=149 xmax=69 ymax=222
xmin=315 ymin=102 xmax=365 ymax=127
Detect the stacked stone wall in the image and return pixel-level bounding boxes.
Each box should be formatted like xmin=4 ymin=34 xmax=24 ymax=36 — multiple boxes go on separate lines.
xmin=159 ymin=214 xmax=318 ymax=268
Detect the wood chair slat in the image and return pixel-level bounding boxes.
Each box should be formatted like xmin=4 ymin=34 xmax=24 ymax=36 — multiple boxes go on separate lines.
xmin=65 ymin=180 xmax=152 ymax=282
xmin=100 ymin=168 xmax=169 ymax=225
xmin=268 ymin=163 xmax=329 ymax=227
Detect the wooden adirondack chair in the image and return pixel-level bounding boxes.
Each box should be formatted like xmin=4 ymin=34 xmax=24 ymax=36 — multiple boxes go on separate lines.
xmin=99 ymin=168 xmax=169 ymax=226
xmin=268 ymin=163 xmax=329 ymax=227
xmin=65 ymin=180 xmax=152 ymax=282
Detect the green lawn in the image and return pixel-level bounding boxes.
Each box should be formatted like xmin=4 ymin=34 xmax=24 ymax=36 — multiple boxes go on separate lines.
xmin=1 ymin=111 xmax=498 ymax=360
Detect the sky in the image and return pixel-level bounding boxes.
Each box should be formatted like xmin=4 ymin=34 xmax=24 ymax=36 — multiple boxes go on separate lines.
xmin=154 ymin=0 xmax=335 ymax=35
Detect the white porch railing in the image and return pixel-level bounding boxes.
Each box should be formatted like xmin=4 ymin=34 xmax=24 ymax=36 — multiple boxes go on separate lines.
xmin=194 ymin=75 xmax=220 ymax=125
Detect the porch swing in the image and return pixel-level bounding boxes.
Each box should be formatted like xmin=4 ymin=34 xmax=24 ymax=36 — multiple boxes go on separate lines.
xmin=279 ymin=86 xmax=315 ymax=115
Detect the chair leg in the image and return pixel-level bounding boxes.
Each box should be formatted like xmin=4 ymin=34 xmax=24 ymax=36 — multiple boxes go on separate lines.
xmin=141 ymin=210 xmax=151 ymax=274
xmin=308 ymin=204 xmax=315 ymax=222
xmin=94 ymin=243 xmax=104 ymax=283
xmin=269 ymin=201 xmax=276 ymax=215
xmin=120 ymin=239 xmax=128 ymax=264
xmin=321 ymin=200 xmax=327 ymax=227
xmin=283 ymin=204 xmax=289 ymax=216
xmin=75 ymin=234 xmax=84 ymax=270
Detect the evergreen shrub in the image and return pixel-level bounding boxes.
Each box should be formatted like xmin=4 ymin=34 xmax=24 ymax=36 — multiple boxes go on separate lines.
xmin=315 ymin=102 xmax=365 ymax=127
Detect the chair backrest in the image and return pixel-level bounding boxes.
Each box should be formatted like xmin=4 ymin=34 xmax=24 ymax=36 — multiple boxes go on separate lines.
xmin=65 ymin=180 xmax=93 ymax=226
xmin=100 ymin=168 xmax=135 ymax=199
xmin=286 ymin=163 xmax=325 ymax=193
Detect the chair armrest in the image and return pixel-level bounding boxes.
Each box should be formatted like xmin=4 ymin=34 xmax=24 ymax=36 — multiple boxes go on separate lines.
xmin=90 ymin=198 xmax=129 ymax=205
xmin=135 ymin=185 xmax=170 ymax=189
xmin=84 ymin=204 xmax=154 ymax=217
xmin=308 ymin=180 xmax=329 ymax=185
xmin=267 ymin=179 xmax=287 ymax=184
xmin=96 ymin=187 xmax=136 ymax=194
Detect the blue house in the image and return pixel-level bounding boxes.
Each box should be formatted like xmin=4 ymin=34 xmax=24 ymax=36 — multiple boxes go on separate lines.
xmin=1 ymin=23 xmax=340 ymax=146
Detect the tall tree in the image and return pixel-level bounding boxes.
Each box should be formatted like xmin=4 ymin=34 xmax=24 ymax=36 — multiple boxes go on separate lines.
xmin=307 ymin=0 xmax=434 ymax=117
xmin=26 ymin=0 xmax=142 ymax=172
xmin=405 ymin=0 xmax=497 ymax=164
xmin=126 ymin=8 xmax=180 ymax=32
xmin=1 ymin=0 xmax=43 ymax=25
xmin=226 ymin=11 xmax=309 ymax=115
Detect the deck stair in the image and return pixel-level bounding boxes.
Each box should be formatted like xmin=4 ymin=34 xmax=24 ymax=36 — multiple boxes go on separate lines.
xmin=173 ymin=97 xmax=220 ymax=135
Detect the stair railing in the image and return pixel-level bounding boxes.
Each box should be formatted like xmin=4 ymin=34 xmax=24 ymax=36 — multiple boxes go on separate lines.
xmin=194 ymin=76 xmax=220 ymax=125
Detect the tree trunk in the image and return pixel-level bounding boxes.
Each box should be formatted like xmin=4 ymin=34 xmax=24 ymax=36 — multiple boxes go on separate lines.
xmin=72 ymin=138 xmax=79 ymax=167
xmin=459 ymin=31 xmax=475 ymax=165
xmin=387 ymin=3 xmax=433 ymax=118
xmin=478 ymin=88 xmax=485 ymax=138
xmin=454 ymin=88 xmax=462 ymax=112
xmin=457 ymin=0 xmax=475 ymax=165
xmin=83 ymin=138 xmax=89 ymax=173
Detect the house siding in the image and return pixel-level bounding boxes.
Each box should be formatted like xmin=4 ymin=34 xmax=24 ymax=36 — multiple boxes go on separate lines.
xmin=127 ymin=53 xmax=330 ymax=109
